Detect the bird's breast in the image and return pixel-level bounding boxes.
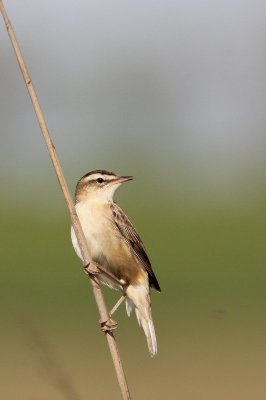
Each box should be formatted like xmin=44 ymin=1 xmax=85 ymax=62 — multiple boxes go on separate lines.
xmin=74 ymin=201 xmax=110 ymax=259
xmin=72 ymin=200 xmax=146 ymax=286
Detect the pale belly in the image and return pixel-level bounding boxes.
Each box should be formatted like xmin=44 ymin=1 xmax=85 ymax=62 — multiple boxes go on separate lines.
xmin=71 ymin=201 xmax=145 ymax=287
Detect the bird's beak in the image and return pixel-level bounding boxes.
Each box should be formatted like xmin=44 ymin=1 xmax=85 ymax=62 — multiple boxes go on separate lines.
xmin=116 ymin=175 xmax=134 ymax=184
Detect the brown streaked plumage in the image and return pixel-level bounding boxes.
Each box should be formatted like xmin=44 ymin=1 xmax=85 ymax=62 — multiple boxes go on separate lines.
xmin=71 ymin=170 xmax=161 ymax=356
xmin=110 ymin=202 xmax=161 ymax=292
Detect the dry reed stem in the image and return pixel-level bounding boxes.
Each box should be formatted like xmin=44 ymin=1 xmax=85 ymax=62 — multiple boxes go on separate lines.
xmin=0 ymin=2 xmax=131 ymax=399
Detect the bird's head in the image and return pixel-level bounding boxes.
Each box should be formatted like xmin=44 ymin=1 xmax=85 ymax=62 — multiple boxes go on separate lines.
xmin=75 ymin=170 xmax=133 ymax=202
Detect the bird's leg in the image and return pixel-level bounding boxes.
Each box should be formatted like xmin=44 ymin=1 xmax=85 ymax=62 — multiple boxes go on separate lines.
xmin=109 ymin=295 xmax=126 ymax=317
xmin=83 ymin=262 xmax=127 ymax=290
xmin=100 ymin=295 xmax=126 ymax=332
xmin=84 ymin=262 xmax=127 ymax=332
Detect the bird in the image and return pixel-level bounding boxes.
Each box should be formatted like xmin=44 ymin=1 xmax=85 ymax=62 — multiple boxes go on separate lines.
xmin=71 ymin=169 xmax=161 ymax=356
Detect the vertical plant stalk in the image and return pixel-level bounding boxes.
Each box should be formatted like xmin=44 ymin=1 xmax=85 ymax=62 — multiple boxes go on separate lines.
xmin=0 ymin=2 xmax=131 ymax=399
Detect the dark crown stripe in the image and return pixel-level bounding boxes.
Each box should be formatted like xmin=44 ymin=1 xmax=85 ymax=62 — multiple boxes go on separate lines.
xmin=80 ymin=170 xmax=116 ymax=181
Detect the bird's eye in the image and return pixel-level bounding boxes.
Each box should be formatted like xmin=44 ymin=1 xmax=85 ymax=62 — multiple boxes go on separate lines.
xmin=96 ymin=178 xmax=104 ymax=184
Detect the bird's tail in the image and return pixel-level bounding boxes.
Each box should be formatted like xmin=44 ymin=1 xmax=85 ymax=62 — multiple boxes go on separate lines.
xmin=126 ymin=284 xmax=157 ymax=357
xmin=135 ymin=307 xmax=157 ymax=356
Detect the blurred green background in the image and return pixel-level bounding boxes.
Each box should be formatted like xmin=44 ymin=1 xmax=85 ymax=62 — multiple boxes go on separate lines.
xmin=1 ymin=1 xmax=266 ymax=399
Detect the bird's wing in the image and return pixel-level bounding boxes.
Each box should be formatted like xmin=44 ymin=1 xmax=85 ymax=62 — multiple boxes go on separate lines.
xmin=110 ymin=202 xmax=161 ymax=292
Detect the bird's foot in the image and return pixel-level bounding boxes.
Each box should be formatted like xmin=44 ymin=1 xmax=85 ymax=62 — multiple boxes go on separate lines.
xmin=83 ymin=261 xmax=100 ymax=276
xmin=100 ymin=318 xmax=118 ymax=332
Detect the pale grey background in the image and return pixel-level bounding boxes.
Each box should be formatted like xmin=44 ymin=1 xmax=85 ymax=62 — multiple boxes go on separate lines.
xmin=1 ymin=0 xmax=265 ymax=211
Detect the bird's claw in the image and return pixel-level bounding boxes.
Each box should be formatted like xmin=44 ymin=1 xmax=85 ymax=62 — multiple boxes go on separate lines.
xmin=100 ymin=318 xmax=118 ymax=332
xmin=83 ymin=261 xmax=100 ymax=276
